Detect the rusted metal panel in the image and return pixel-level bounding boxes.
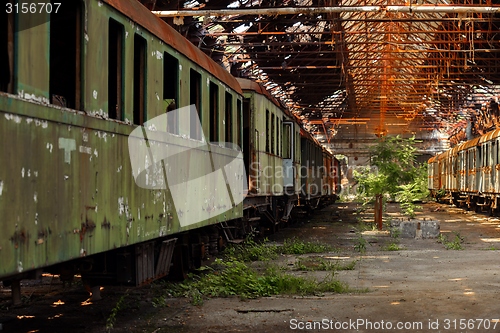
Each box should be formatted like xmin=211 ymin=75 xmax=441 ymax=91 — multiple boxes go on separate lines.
xmin=0 ymin=94 xmax=243 ymax=280
xmin=458 ymin=137 xmax=480 ymax=152
xmin=479 ymin=128 xmax=500 ymax=144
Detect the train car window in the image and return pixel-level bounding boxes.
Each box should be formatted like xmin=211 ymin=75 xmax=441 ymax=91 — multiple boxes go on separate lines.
xmin=190 ymin=69 xmax=202 ymax=140
xmin=0 ymin=9 xmax=14 ymax=93
xmin=209 ymin=82 xmax=219 ymax=142
xmin=476 ymin=147 xmax=480 ymax=168
xmin=485 ymin=144 xmax=489 ymax=167
xmin=493 ymin=141 xmax=497 ymax=165
xmin=108 ymin=19 xmax=124 ymax=120
xmin=292 ymin=131 xmax=301 ymax=162
xmin=163 ymin=52 xmax=179 ymax=134
xmin=496 ymin=140 xmax=499 ymax=165
xmin=282 ymin=123 xmax=291 ymax=159
xmin=49 ymin=1 xmax=82 ymax=109
xmin=276 ymin=116 xmax=280 ymax=156
xmin=279 ymin=119 xmax=282 ymax=156
xmin=225 ymin=92 xmax=233 ymax=143
xmin=243 ymin=98 xmax=250 ymax=170
xmin=266 ymin=109 xmax=270 ymax=152
xmin=236 ymin=99 xmax=242 ymax=147
xmin=133 ymin=34 xmax=147 ymax=125
xmin=271 ymin=114 xmax=275 ymax=154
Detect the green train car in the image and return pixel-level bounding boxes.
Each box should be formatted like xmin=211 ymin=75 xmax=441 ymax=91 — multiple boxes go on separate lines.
xmin=0 ymin=0 xmax=244 ymax=301
xmin=0 ymin=0 xmax=341 ymax=304
xmin=237 ymin=78 xmax=302 ymax=231
xmin=237 ymin=78 xmax=339 ymax=231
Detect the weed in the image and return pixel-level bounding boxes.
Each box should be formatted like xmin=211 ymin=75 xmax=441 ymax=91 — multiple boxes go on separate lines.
xmin=279 ymin=238 xmax=334 ymax=255
xmin=486 ymin=245 xmax=497 ymax=250
xmin=390 ymin=227 xmax=401 ymax=239
xmin=437 ymin=232 xmax=464 ymax=250
xmin=354 ymin=234 xmax=367 ymax=253
xmin=106 ymin=293 xmax=128 ymax=332
xmin=294 ymin=257 xmax=358 ymax=272
xmin=225 ymin=237 xmax=278 ymax=262
xmin=157 ymin=258 xmax=352 ymax=305
xmin=384 ymin=243 xmax=403 ymax=251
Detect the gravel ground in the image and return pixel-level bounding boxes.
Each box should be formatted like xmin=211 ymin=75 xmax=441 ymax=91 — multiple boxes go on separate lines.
xmin=2 ymin=201 xmax=500 ymax=333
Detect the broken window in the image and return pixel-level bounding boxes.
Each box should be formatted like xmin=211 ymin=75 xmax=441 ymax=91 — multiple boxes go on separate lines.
xmin=163 ymin=52 xmax=178 ymax=134
xmin=190 ymin=69 xmax=202 ymax=140
xmin=209 ymin=82 xmax=219 ymax=142
xmin=0 ymin=9 xmax=14 ymax=93
xmin=236 ymin=99 xmax=242 ymax=148
xmin=225 ymin=92 xmax=233 ymax=143
xmin=49 ymin=0 xmax=82 ymax=109
xmin=266 ymin=109 xmax=270 ymax=153
xmin=133 ymin=34 xmax=147 ymax=125
xmin=282 ymin=123 xmax=291 ymax=159
xmin=271 ymin=113 xmax=275 ymax=154
xmin=108 ymin=19 xmax=124 ymax=120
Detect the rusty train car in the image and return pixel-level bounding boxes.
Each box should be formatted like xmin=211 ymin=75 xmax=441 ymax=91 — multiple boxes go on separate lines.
xmin=0 ymin=0 xmax=340 ymax=302
xmin=428 ymin=128 xmax=500 ymax=214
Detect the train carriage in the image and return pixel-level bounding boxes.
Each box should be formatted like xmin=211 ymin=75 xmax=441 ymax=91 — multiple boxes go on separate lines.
xmin=429 ymin=129 xmax=500 ymax=213
xmin=237 ymin=78 xmax=302 ymax=228
xmin=300 ymin=129 xmax=324 ymax=208
xmin=0 ymin=0 xmax=244 ymax=296
xmin=1 ymin=0 xmax=341 ymax=303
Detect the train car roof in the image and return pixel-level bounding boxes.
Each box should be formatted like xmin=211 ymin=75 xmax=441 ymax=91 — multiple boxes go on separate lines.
xmin=479 ymin=128 xmax=500 ymax=144
xmin=236 ymin=78 xmax=281 ymax=108
xmin=458 ymin=136 xmax=480 ymax=151
xmin=103 ymin=0 xmax=242 ymax=95
xmin=236 ymin=78 xmax=297 ymax=118
xmin=428 ymin=155 xmax=437 ymax=163
xmin=437 ymin=149 xmax=449 ymax=161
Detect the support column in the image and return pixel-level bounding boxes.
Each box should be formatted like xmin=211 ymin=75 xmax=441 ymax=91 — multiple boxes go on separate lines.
xmin=375 ymin=194 xmax=383 ymax=230
xmin=11 ymin=280 xmax=22 ymax=306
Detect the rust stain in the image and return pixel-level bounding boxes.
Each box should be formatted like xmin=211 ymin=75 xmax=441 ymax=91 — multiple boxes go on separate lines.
xmin=10 ymin=229 xmax=29 ymax=249
xmin=80 ymin=218 xmax=96 ymax=241
xmin=101 ymin=217 xmax=111 ymax=229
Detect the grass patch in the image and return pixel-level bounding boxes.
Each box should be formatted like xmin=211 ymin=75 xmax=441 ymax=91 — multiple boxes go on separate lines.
xmin=224 ymin=237 xmax=335 ymax=262
xmin=384 ymin=243 xmax=403 ymax=251
xmin=155 ymin=259 xmax=350 ymax=305
xmin=279 ymin=237 xmax=335 ymax=254
xmin=294 ymin=257 xmax=357 ymax=271
xmin=437 ymin=232 xmax=464 ymax=250
xmin=225 ymin=237 xmax=279 ymax=262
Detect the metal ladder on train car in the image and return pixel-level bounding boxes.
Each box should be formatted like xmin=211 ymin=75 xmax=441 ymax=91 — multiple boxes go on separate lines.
xmin=220 ymin=221 xmax=245 ymax=244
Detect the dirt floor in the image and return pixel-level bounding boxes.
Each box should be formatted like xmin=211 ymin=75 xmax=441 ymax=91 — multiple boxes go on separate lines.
xmin=2 ymin=201 xmax=500 ymax=333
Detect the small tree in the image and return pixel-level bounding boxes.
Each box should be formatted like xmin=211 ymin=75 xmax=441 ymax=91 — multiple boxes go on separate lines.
xmin=354 ymin=136 xmax=429 ymax=218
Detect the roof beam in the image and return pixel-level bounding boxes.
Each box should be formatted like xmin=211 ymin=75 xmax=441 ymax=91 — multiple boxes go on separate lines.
xmin=153 ymin=5 xmax=500 ymax=17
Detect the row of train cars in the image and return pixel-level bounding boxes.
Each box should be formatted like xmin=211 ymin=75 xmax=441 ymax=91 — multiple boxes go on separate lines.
xmin=428 ymin=128 xmax=500 ymax=215
xmin=0 ymin=0 xmax=340 ymax=300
